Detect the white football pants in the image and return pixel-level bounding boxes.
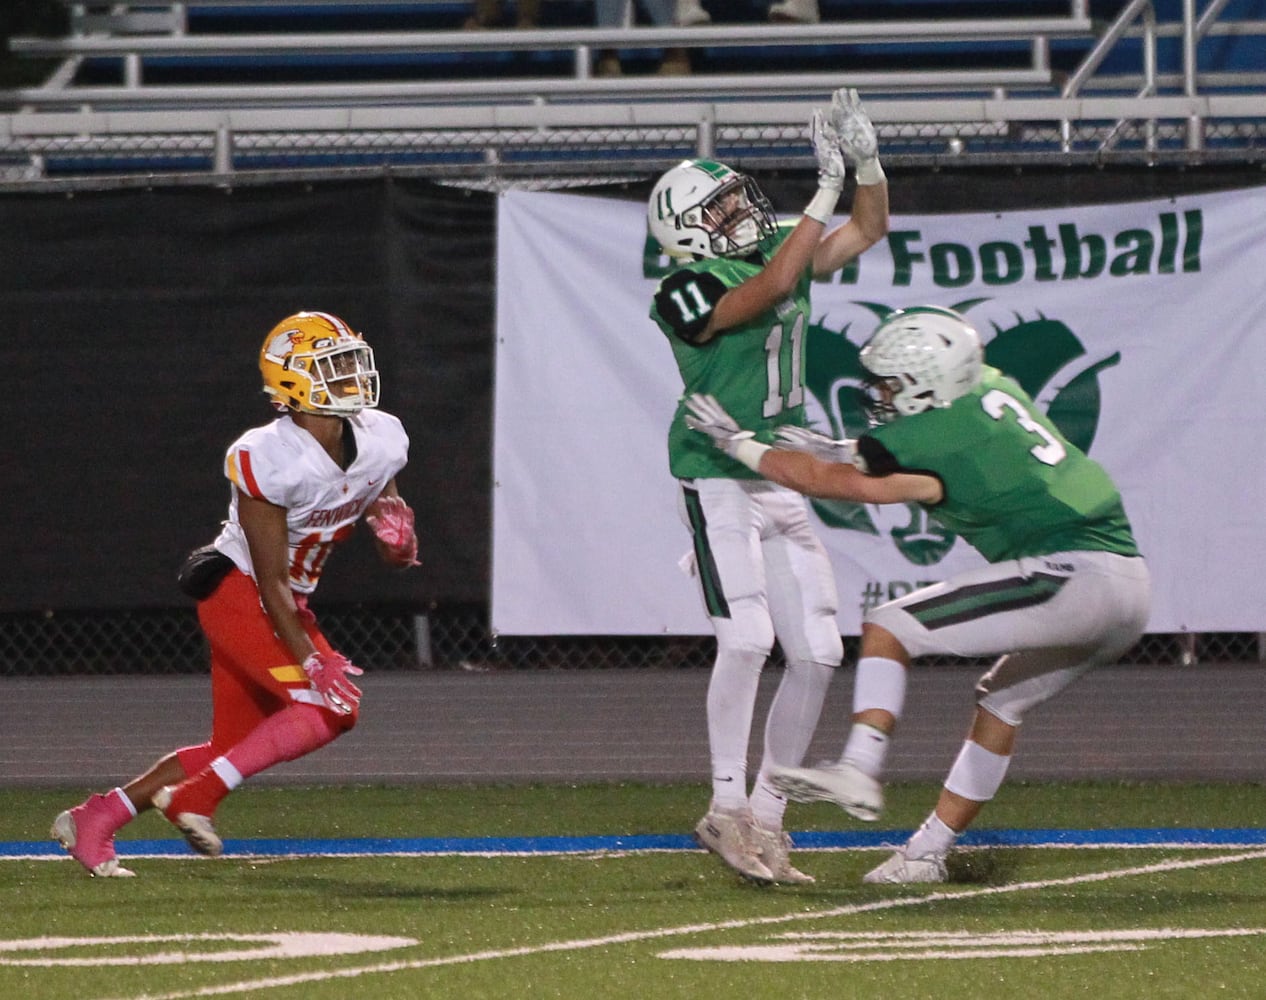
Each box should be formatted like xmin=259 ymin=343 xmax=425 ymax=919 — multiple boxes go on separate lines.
xmin=866 ymin=550 xmax=1151 ymax=725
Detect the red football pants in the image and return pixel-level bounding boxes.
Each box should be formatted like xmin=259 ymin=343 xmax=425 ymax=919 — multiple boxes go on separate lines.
xmin=195 ymin=568 xmax=356 ymax=753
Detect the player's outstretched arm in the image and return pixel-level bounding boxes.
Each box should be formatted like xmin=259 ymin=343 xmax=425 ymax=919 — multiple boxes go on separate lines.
xmin=758 ymin=448 xmax=938 ymax=505
xmin=704 ymin=96 xmax=854 ymax=334
xmin=684 ymin=393 xmax=940 ymax=505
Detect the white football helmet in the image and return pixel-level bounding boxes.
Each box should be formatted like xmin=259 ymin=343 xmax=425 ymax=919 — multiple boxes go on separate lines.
xmin=259 ymin=311 xmax=379 ymax=416
xmin=647 ymin=158 xmax=777 ymax=260
xmin=858 ymin=306 xmax=983 ymax=422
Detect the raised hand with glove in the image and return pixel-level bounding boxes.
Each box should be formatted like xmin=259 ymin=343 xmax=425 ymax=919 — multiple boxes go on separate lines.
xmin=366 ymin=494 xmax=421 ymax=568
xmin=830 ymin=87 xmax=885 ymax=186
xmin=804 ymin=106 xmax=847 ymax=224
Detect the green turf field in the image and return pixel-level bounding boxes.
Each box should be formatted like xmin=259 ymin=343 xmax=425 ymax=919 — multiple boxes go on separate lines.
xmin=4 ymin=782 xmax=1265 ymax=1000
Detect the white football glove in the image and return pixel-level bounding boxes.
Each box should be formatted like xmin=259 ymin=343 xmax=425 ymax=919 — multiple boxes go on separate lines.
xmin=683 ymin=393 xmax=752 ymax=459
xmin=830 ymin=88 xmax=885 ymax=185
xmin=810 ymin=109 xmax=847 ymax=193
xmin=804 ymin=108 xmax=845 ymax=223
xmin=774 ymin=425 xmax=856 ymax=464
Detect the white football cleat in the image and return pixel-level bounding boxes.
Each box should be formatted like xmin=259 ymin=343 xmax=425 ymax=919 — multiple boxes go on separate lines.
xmin=767 ymin=761 xmax=883 ymax=822
xmin=153 ymin=786 xmax=223 ymax=858
xmin=694 ymin=811 xmax=774 ymax=885
xmin=751 ymin=825 xmax=815 ymax=885
xmin=863 ymin=849 xmax=948 ymax=884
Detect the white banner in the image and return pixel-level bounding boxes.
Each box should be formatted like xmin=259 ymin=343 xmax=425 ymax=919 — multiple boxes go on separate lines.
xmin=493 ymin=185 xmax=1266 ymax=635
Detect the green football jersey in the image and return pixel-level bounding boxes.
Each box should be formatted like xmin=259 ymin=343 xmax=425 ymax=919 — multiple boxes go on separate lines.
xmin=650 ymin=226 xmax=812 ymax=480
xmin=860 ymin=367 xmax=1139 ymax=562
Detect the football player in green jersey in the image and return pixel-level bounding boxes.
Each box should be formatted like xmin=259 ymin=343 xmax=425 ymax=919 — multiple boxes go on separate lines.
xmin=648 ymin=89 xmax=889 ymax=884
xmin=685 ymin=305 xmax=1151 ymax=884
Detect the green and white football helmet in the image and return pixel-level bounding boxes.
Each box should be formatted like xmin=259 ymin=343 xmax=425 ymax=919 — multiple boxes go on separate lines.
xmin=647 ymin=159 xmax=777 ymax=260
xmin=859 ymin=306 xmax=984 ymax=422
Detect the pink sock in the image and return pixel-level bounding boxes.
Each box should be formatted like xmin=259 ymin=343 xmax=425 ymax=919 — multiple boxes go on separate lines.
xmin=167 ymin=705 xmax=342 ymax=818
xmin=225 ymin=703 xmax=343 ymax=780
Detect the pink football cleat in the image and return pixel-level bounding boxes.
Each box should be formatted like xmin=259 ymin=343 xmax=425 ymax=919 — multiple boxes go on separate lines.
xmin=51 ymin=793 xmax=135 ymax=878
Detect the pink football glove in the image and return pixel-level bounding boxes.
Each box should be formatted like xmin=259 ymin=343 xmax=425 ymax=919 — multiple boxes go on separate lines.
xmin=365 ymin=495 xmax=421 ymax=568
xmin=302 ymin=651 xmax=364 ymax=715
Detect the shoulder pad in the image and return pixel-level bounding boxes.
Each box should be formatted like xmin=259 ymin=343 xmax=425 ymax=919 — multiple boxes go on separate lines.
xmin=653 ymin=267 xmax=728 ymax=344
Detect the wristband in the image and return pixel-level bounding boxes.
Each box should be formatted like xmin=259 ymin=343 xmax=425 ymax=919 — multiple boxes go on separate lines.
xmin=854 ymin=158 xmax=887 ymax=186
xmin=733 ymin=439 xmax=771 ymax=473
xmin=803 ymin=186 xmax=840 ymax=224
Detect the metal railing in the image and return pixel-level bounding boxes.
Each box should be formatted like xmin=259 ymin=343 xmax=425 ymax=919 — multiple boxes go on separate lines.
xmin=0 ymin=1 xmax=1261 ymax=187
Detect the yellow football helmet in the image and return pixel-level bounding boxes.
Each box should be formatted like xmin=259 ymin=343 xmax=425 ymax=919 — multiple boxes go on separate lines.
xmin=259 ymin=311 xmax=379 ymax=415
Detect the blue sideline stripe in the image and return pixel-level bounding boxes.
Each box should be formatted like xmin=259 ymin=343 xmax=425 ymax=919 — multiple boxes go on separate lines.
xmin=9 ymin=827 xmax=1266 ymax=859
xmin=798 ymin=827 xmax=1266 ymax=849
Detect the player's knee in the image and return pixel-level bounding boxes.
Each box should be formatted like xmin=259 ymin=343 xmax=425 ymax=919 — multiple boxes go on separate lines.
xmin=715 ymin=602 xmax=775 ymax=657
xmin=797 ymin=615 xmax=843 ymax=666
xmin=860 ymin=618 xmax=913 ymax=662
xmin=333 ymin=706 xmax=359 ymax=733
xmin=974 ymin=686 xmax=1025 ymax=727
xmin=310 ymin=702 xmax=358 ymax=736
xmin=783 ymin=657 xmax=835 ymax=695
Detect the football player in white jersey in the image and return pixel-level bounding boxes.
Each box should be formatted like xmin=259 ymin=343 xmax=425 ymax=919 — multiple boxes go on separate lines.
xmin=52 ymin=311 xmax=420 ymax=876
xmin=647 ymin=90 xmax=889 ymax=884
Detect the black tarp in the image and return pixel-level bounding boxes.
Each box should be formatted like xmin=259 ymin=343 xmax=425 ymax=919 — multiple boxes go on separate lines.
xmin=2 ymin=177 xmax=494 ymax=610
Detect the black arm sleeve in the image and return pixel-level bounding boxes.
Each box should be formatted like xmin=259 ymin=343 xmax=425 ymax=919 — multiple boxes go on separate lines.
xmin=856 ymin=435 xmax=902 ymax=476
xmin=857 ymin=435 xmax=945 ymax=504
xmin=653 ymin=268 xmax=729 ymax=345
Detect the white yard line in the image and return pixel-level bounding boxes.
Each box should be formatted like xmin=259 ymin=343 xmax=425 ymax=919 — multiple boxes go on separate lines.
xmin=85 ymin=847 xmax=1266 ymax=1000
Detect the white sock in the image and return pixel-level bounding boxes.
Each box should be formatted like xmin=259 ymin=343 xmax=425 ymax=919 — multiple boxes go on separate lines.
xmin=748 ymin=786 xmax=784 ymax=832
xmin=112 ymin=787 xmax=138 ymax=818
xmin=763 ymin=659 xmax=834 ymax=771
xmin=906 ymin=812 xmax=958 ymax=860
xmin=210 ymin=756 xmax=244 ymax=792
xmin=842 ymin=723 xmax=890 ymax=779
xmin=706 ymin=649 xmax=765 ymax=812
xmin=751 ymin=658 xmax=835 ymax=829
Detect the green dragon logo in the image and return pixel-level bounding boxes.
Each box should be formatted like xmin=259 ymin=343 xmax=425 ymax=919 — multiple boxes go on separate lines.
xmin=805 ymin=299 xmax=1121 ymax=566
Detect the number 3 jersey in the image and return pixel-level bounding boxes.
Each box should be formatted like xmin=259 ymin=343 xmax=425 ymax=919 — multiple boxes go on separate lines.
xmin=650 ymin=226 xmax=812 ymax=481
xmin=212 ymin=409 xmax=410 ymax=593
xmin=857 ymin=366 xmax=1139 ymax=563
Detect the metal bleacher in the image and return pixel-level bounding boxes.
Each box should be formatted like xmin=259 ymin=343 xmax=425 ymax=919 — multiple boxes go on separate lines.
xmin=0 ymin=0 xmax=1263 ymax=187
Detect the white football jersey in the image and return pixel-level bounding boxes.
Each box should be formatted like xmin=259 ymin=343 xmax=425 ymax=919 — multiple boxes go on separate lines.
xmin=213 ymin=409 xmax=409 ymax=593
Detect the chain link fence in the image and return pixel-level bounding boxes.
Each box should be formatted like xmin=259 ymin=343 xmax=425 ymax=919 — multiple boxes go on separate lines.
xmin=1 ymin=604 xmax=1258 ymax=676
xmin=2 ymin=115 xmax=1263 ymax=192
